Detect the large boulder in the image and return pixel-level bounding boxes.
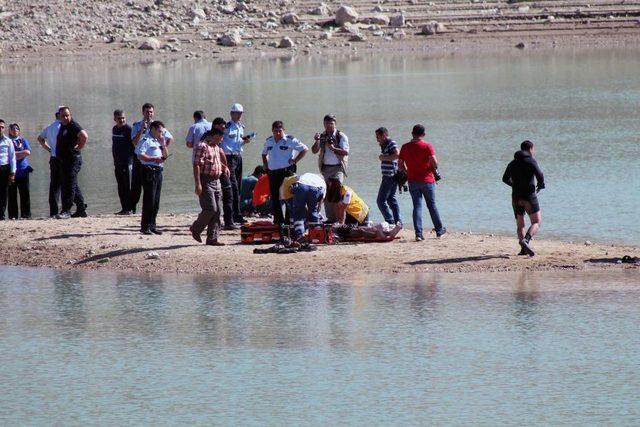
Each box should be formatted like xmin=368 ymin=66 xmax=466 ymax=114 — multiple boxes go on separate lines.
xmin=218 ymin=30 xmax=242 ymax=46
xmin=389 ymin=14 xmax=405 ymax=27
xmin=190 ymin=7 xmax=207 ymax=19
xmin=310 ymin=3 xmax=331 ymax=16
xmin=278 ymin=36 xmax=295 ymax=48
xmin=281 ymin=12 xmax=300 ymax=25
xmin=421 ymin=21 xmax=438 ymax=35
xmin=138 ymin=37 xmax=161 ymax=50
xmin=335 ymin=5 xmax=359 ymax=26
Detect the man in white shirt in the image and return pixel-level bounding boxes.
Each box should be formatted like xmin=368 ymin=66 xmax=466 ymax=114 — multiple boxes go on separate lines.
xmin=37 ymin=107 xmax=64 ymax=216
xmin=311 ymin=114 xmax=350 ymax=221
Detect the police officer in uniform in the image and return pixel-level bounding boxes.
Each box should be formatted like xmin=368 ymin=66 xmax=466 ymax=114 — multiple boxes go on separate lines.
xmin=130 ymin=103 xmax=174 ymax=214
xmin=261 ymin=120 xmax=308 ymax=226
xmin=222 ymin=103 xmax=252 ymax=228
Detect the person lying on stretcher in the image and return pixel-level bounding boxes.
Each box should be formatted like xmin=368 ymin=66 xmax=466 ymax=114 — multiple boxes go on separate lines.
xmin=333 ymin=221 xmax=403 ymax=241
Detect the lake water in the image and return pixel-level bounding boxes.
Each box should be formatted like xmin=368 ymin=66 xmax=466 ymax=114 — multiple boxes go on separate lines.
xmin=1 ymin=49 xmax=639 ymax=243
xmin=0 ymin=266 xmax=639 ymax=425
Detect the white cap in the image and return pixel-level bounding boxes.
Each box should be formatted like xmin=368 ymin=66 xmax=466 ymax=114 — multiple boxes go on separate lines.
xmin=230 ymin=103 xmax=244 ymax=113
xmin=57 ymin=105 xmax=67 ymax=112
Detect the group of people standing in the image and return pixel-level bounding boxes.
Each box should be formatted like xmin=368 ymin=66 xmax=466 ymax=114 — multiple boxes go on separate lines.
xmin=0 ymin=103 xmax=545 ymax=256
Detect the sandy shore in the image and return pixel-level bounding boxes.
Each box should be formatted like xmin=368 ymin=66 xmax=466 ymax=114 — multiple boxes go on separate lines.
xmin=0 ymin=214 xmax=637 ymax=277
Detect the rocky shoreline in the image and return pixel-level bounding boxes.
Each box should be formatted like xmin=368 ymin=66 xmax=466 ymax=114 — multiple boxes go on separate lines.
xmin=1 ymin=0 xmax=639 ymax=63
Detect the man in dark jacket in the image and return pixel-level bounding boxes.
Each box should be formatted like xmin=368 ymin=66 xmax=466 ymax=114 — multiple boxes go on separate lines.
xmin=502 ymin=140 xmax=545 ymax=256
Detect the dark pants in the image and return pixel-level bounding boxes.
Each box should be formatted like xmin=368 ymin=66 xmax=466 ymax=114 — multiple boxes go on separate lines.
xmin=48 ymin=157 xmax=62 ymax=216
xmin=225 ymin=154 xmax=243 ymax=221
xmin=129 ymin=157 xmax=143 ymax=213
xmin=114 ymin=163 xmax=132 ymax=212
xmin=8 ymin=175 xmax=30 ymax=219
xmin=377 ymin=175 xmax=401 ymax=224
xmin=192 ymin=175 xmax=222 ymax=242
xmin=61 ymin=154 xmax=85 ymax=213
xmin=0 ymin=165 xmax=10 ymax=219
xmin=267 ymin=167 xmax=294 ymax=226
xmin=220 ymin=173 xmax=233 ymax=226
xmin=141 ymin=166 xmax=162 ymax=231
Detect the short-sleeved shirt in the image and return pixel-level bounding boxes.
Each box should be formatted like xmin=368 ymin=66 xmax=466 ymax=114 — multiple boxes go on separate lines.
xmin=56 ymin=120 xmax=84 ymax=159
xmin=0 ymin=135 xmax=16 ymax=174
xmin=39 ymin=120 xmax=61 ymax=157
xmin=112 ymin=124 xmax=134 ymax=167
xmin=380 ymin=139 xmax=398 ymax=176
xmin=186 ymin=119 xmax=212 ymax=148
xmin=135 ymin=136 xmax=165 ymax=168
xmin=262 ymin=134 xmax=308 ymax=171
xmin=193 ymin=142 xmax=225 ymax=179
xmin=131 ymin=120 xmax=173 ymax=143
xmin=321 ymin=130 xmax=349 ymax=165
xmin=222 ymin=120 xmax=245 ymax=155
xmin=11 ymin=137 xmax=31 ymax=178
xmin=399 ymin=139 xmax=436 ymax=184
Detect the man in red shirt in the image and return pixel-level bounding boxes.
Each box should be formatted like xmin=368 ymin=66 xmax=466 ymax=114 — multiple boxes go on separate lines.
xmin=398 ymin=124 xmax=446 ymax=241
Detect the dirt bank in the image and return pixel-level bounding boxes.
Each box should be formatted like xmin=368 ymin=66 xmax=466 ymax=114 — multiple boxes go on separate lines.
xmin=0 ymin=214 xmax=637 ymax=277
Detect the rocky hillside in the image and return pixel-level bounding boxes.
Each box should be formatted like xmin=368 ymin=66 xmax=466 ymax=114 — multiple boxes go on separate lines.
xmin=1 ymin=0 xmax=639 ymax=58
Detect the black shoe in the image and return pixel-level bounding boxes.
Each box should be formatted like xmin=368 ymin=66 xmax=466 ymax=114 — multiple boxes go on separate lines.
xmin=234 ymin=216 xmax=248 ymax=224
xmin=56 ymin=211 xmax=71 ymax=219
xmin=190 ymin=226 xmax=202 ymax=243
xmin=519 ymin=239 xmax=535 ymax=256
xmin=141 ymin=229 xmax=153 ymax=235
xmin=115 ymin=210 xmax=132 ymax=215
xmin=517 ymin=248 xmax=527 ymax=256
xmin=71 ymin=210 xmax=88 ymax=218
xmin=150 ymin=228 xmax=163 ymax=235
xmin=224 ymin=224 xmax=238 ymax=231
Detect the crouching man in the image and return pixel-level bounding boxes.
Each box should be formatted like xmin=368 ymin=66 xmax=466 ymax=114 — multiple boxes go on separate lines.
xmin=190 ymin=128 xmax=230 ymax=246
xmin=280 ymin=173 xmax=326 ymax=241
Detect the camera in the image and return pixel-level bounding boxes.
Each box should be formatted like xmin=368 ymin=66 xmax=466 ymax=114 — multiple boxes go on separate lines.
xmin=434 ymin=169 xmax=442 ymax=182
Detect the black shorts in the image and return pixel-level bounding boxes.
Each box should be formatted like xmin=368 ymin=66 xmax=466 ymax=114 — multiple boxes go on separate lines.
xmin=512 ymin=195 xmax=540 ymax=217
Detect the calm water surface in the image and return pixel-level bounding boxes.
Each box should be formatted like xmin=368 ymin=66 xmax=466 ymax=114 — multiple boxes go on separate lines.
xmin=1 ymin=267 xmax=639 ymax=425
xmin=1 ymin=49 xmax=639 ymax=243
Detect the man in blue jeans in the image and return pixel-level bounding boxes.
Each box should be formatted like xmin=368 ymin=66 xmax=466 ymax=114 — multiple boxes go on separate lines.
xmin=280 ymin=173 xmax=326 ymax=241
xmin=398 ymin=124 xmax=446 ymax=241
xmin=375 ymin=127 xmax=401 ymax=225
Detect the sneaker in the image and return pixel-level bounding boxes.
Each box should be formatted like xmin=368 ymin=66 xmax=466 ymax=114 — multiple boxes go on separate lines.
xmin=206 ymin=240 xmax=225 ymax=246
xmin=234 ymin=216 xmax=248 ymax=224
xmin=71 ymin=210 xmax=88 ymax=218
xmin=115 ymin=210 xmax=132 ymax=216
xmin=190 ymin=226 xmax=202 ymax=243
xmin=141 ymin=229 xmax=153 ymax=235
xmin=517 ymin=248 xmax=528 ymax=256
xmin=56 ymin=211 xmax=71 ymax=219
xmin=519 ymin=239 xmax=535 ymax=256
xmin=224 ymin=224 xmax=238 ymax=231
xmin=150 ymin=228 xmax=163 ymax=235
xmin=415 ymin=236 xmax=424 ymax=242
xmin=436 ymin=228 xmax=447 ymax=238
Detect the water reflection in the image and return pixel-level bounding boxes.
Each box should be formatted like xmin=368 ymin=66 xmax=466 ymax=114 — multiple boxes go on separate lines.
xmin=114 ymin=273 xmax=167 ymax=337
xmin=512 ymin=272 xmax=541 ymax=334
xmin=53 ymin=270 xmax=87 ymax=333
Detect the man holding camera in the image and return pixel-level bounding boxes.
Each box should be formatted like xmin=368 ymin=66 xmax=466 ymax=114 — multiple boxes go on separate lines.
xmin=398 ymin=124 xmax=446 ymax=241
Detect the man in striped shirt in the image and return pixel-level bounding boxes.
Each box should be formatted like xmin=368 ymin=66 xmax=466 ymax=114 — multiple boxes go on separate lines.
xmin=190 ymin=128 xmax=230 ymax=246
xmin=376 ymin=127 xmax=401 ymax=225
